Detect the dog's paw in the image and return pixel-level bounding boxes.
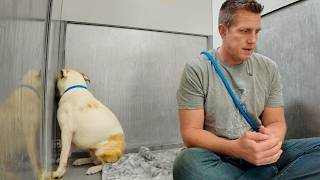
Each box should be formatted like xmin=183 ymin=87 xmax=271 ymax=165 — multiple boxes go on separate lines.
xmin=72 ymin=158 xmax=92 ymax=166
xmin=86 ymin=165 xmax=103 ymax=175
xmin=51 ymin=168 xmax=66 ymax=179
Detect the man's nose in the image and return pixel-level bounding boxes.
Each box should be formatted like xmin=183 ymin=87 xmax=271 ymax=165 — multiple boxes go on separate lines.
xmin=247 ymin=33 xmax=257 ymax=44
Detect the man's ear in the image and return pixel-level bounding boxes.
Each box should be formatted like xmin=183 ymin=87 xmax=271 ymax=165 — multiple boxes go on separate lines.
xmin=218 ymin=24 xmax=227 ymax=39
xmin=60 ymin=69 xmax=68 ymax=78
xmin=81 ymin=73 xmax=90 ymax=83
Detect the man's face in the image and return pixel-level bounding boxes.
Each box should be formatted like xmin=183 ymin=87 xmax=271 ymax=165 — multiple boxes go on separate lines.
xmin=221 ymin=10 xmax=261 ymax=63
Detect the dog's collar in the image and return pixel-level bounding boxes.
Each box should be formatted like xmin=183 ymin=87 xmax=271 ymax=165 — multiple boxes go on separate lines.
xmin=64 ymin=84 xmax=87 ymax=94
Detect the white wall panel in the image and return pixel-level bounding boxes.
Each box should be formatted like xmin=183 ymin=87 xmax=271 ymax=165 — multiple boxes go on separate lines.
xmin=212 ymin=0 xmax=224 ymax=48
xmin=54 ymin=0 xmax=213 ymax=36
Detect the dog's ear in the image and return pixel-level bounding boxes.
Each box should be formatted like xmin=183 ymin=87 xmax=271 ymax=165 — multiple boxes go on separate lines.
xmin=81 ymin=73 xmax=90 ymax=83
xmin=60 ymin=69 xmax=68 ymax=78
xmin=37 ymin=70 xmax=41 ymax=78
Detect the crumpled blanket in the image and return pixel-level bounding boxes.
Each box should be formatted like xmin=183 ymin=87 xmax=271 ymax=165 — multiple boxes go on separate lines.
xmin=102 ymin=147 xmax=182 ymax=180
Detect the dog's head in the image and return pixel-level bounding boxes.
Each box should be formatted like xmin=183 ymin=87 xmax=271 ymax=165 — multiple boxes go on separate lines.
xmin=21 ymin=69 xmax=42 ymax=92
xmin=57 ymin=68 xmax=90 ymax=96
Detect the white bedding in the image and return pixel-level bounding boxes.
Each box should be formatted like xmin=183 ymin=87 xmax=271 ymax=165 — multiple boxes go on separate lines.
xmin=102 ymin=147 xmax=182 ymax=180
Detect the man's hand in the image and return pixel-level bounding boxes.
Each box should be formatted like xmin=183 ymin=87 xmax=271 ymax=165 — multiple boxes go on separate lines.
xmin=234 ymin=128 xmax=282 ymax=166
xmin=258 ymin=126 xmax=283 ymax=162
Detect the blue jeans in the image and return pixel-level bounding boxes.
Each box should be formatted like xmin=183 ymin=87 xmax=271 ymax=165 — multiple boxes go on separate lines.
xmin=173 ymin=138 xmax=320 ymax=180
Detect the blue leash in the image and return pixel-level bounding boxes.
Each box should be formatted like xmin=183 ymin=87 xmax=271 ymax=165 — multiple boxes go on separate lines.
xmin=201 ymin=51 xmax=259 ymax=132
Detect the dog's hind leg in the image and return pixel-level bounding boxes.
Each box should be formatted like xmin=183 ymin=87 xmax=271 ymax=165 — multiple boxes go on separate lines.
xmin=94 ymin=134 xmax=125 ymax=163
xmin=85 ymin=134 xmax=125 ymax=175
xmin=86 ymin=164 xmax=103 ymax=175
xmin=72 ymin=157 xmax=93 ymax=166
xmin=73 ymin=150 xmax=102 ymax=166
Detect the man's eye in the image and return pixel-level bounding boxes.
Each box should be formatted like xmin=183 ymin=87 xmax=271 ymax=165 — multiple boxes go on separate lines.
xmin=240 ymin=29 xmax=248 ymax=33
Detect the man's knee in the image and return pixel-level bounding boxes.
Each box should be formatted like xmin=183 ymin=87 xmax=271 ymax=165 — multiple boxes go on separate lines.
xmin=174 ymin=147 xmax=220 ymax=165
xmin=173 ymin=147 xmax=220 ymax=179
xmin=284 ymin=137 xmax=320 ymax=152
xmin=302 ymin=137 xmax=320 ymax=154
xmin=279 ymin=137 xmax=320 ymax=168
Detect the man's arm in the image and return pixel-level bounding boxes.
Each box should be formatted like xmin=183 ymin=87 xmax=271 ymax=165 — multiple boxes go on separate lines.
xmin=260 ymin=107 xmax=287 ymax=142
xmin=179 ymin=109 xmax=282 ymax=165
xmin=179 ymin=109 xmax=237 ymax=156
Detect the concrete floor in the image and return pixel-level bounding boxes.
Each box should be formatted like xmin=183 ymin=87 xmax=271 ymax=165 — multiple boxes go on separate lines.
xmin=52 ymin=157 xmax=101 ymax=180
xmin=59 ymin=164 xmax=101 ymax=180
xmin=1 ymin=159 xmax=101 ymax=180
xmin=52 ymin=145 xmax=182 ymax=180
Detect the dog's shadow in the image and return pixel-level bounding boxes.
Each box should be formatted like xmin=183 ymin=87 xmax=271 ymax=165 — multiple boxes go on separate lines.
xmin=0 ymin=69 xmax=43 ymax=179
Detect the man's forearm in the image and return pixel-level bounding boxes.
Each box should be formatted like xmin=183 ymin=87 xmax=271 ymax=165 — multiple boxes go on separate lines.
xmin=261 ymin=107 xmax=287 ymax=142
xmin=264 ymin=121 xmax=287 ymax=142
xmin=182 ymin=128 xmax=238 ymax=157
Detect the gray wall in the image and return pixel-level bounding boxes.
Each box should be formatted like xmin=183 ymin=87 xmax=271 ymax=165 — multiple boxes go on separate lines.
xmin=0 ymin=0 xmax=51 ymax=179
xmin=257 ymin=0 xmax=320 ymax=139
xmin=64 ymin=23 xmax=207 ymax=150
xmin=258 ymin=0 xmax=301 ymax=15
xmin=52 ymin=0 xmax=213 ymax=36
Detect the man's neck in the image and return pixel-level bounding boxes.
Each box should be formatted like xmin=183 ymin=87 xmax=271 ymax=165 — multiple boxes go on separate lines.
xmin=218 ymin=46 xmax=244 ymax=65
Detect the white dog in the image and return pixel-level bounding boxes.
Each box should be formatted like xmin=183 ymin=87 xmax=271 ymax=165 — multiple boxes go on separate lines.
xmin=0 ymin=69 xmax=42 ymax=179
xmin=52 ymin=68 xmax=125 ymax=178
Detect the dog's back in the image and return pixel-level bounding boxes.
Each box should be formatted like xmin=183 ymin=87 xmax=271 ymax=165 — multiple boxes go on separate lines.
xmin=57 ymin=80 xmax=124 ymax=150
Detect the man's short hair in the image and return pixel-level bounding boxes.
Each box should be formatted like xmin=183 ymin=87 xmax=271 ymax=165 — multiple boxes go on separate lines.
xmin=219 ymin=0 xmax=264 ymax=27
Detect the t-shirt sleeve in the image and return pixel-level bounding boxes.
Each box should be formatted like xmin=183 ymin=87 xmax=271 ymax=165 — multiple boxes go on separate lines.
xmin=266 ymin=63 xmax=284 ymax=107
xmin=176 ymin=62 xmax=206 ymax=109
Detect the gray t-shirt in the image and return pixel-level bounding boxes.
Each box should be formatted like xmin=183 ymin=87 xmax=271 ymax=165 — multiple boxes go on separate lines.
xmin=176 ymin=49 xmax=283 ymax=140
